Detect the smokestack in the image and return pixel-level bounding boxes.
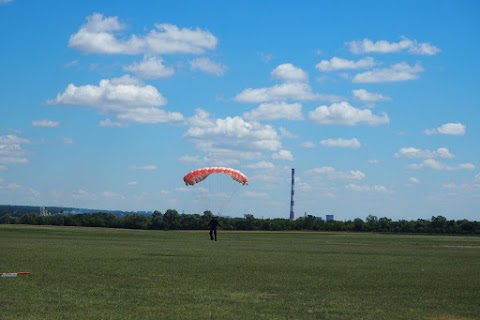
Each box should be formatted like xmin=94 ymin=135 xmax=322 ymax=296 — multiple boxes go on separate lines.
xmin=290 ymin=168 xmax=295 ymax=220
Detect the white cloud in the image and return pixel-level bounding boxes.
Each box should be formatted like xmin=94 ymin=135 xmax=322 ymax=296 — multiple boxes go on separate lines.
xmin=243 ymin=102 xmax=303 ymax=121
xmin=0 ymin=134 xmax=29 ymax=165
xmin=32 ymin=119 xmax=60 ymax=127
xmin=62 ymin=137 xmax=75 ymax=144
xmin=130 ymin=165 xmax=158 ymax=170
xmin=320 ymin=138 xmax=361 ymax=148
xmin=258 ymin=52 xmax=273 ymax=63
xmin=475 ymin=173 xmax=480 ymax=182
xmin=409 ymin=177 xmax=420 ymax=184
xmin=271 ymin=63 xmax=308 ymax=82
xmin=272 ymin=149 xmax=294 ymax=161
xmin=184 ymin=109 xmax=282 ymax=163
xmin=309 ymin=101 xmax=389 ymax=126
xmin=247 ymin=161 xmax=275 ymax=170
xmin=279 ymin=127 xmax=297 ymax=138
xmin=124 ymin=56 xmax=175 ymax=79
xmin=49 ymin=75 xmax=183 ymax=124
xmin=189 ymin=57 xmax=227 ymax=76
xmin=348 ymin=37 xmax=440 ymax=55
xmin=69 ymin=13 xmax=217 ymax=55
xmin=102 ymin=191 xmax=125 ymax=200
xmin=346 ymin=183 xmax=390 ymax=193
xmin=301 ymin=141 xmax=316 ymax=148
xmin=424 ymin=123 xmax=466 ymax=135
xmin=99 ymin=118 xmax=128 ymax=127
xmin=353 ymin=62 xmax=424 ymax=83
xmin=308 ymin=166 xmax=365 ymax=180
xmin=395 ymin=147 xmax=454 ymax=159
xmin=72 ymin=189 xmax=97 ymax=200
xmin=235 ymin=63 xmax=339 ymax=103
xmin=352 ymin=89 xmax=390 ymax=105
xmin=179 ymin=155 xmax=200 ymax=163
xmin=409 ymin=159 xmax=475 ymax=171
xmin=235 ymin=82 xmax=317 ymax=103
xmin=316 ymin=57 xmax=376 ymax=71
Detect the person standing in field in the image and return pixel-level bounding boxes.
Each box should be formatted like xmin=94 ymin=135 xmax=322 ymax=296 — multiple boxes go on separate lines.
xmin=208 ymin=216 xmax=220 ymax=241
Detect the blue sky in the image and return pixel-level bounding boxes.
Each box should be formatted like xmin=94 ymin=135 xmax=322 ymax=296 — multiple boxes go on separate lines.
xmin=1 ymin=0 xmax=479 ymax=220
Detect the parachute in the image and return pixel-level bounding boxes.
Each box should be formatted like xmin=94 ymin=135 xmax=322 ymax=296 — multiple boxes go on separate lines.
xmin=183 ymin=167 xmax=248 ymax=215
xmin=183 ymin=167 xmax=248 ymax=186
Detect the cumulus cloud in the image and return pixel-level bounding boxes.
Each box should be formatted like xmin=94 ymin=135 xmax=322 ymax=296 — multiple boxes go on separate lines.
xmin=424 ymin=123 xmax=466 ymax=135
xmin=409 ymin=177 xmax=420 ymax=184
xmin=271 ymin=63 xmax=308 ymax=82
xmin=320 ymin=138 xmax=361 ymax=148
xmin=243 ymin=102 xmax=303 ymax=121
xmin=353 ymin=62 xmax=424 ymax=83
xmin=124 ymin=56 xmax=175 ymax=79
xmin=235 ymin=82 xmax=317 ymax=103
xmin=309 ymin=101 xmax=389 ymax=126
xmin=32 ymin=119 xmax=60 ymax=127
xmin=301 ymin=141 xmax=316 ymax=148
xmin=316 ymin=57 xmax=376 ymax=71
xmin=184 ymin=109 xmax=282 ymax=163
xmin=395 ymin=147 xmax=454 ymax=159
xmin=179 ymin=155 xmax=200 ymax=163
xmin=247 ymin=161 xmax=275 ymax=169
xmin=99 ymin=118 xmax=128 ymax=127
xmin=352 ymin=89 xmax=390 ymax=105
xmin=348 ymin=36 xmax=440 ymax=55
xmin=409 ymin=159 xmax=475 ymax=171
xmin=189 ymin=57 xmax=227 ymax=76
xmin=234 ymin=63 xmax=335 ymax=103
xmin=49 ymin=75 xmax=183 ymax=124
xmin=272 ymin=149 xmax=294 ymax=161
xmin=130 ymin=165 xmax=158 ymax=170
xmin=308 ymin=166 xmax=365 ymax=180
xmin=69 ymin=13 xmax=217 ymax=55
xmin=0 ymin=134 xmax=29 ymax=165
xmin=346 ymin=183 xmax=390 ymax=193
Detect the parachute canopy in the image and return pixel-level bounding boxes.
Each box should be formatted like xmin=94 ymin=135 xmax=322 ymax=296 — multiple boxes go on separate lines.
xmin=183 ymin=167 xmax=248 ymax=186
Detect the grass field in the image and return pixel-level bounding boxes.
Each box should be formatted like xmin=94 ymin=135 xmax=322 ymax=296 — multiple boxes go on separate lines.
xmin=1 ymin=225 xmax=480 ymax=320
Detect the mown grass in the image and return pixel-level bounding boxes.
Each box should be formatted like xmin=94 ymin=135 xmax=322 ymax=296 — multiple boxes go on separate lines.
xmin=1 ymin=225 xmax=479 ymax=320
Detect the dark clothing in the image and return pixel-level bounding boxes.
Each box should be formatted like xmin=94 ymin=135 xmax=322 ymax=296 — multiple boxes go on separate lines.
xmin=209 ymin=228 xmax=217 ymax=241
xmin=208 ymin=218 xmax=220 ymax=241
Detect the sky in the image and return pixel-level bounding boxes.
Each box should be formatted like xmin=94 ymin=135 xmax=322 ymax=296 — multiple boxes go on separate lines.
xmin=1 ymin=0 xmax=479 ymax=221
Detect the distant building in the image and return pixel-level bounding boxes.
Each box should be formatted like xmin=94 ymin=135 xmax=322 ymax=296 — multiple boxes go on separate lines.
xmin=39 ymin=207 xmax=50 ymax=217
xmin=326 ymin=214 xmax=334 ymax=222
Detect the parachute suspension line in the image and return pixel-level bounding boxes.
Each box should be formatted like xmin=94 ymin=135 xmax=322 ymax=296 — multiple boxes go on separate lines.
xmin=206 ymin=173 xmax=241 ymax=216
xmin=219 ymin=183 xmax=241 ymax=215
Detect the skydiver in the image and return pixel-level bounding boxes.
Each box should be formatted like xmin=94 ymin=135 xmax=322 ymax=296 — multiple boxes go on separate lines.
xmin=208 ymin=216 xmax=220 ymax=241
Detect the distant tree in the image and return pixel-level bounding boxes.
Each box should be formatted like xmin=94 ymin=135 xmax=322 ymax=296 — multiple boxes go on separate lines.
xmin=365 ymin=215 xmax=378 ymax=231
xmin=378 ymin=217 xmax=392 ymax=232
xmin=353 ymin=218 xmax=365 ymax=232
xmin=163 ymin=209 xmax=180 ymax=230
xmin=120 ymin=214 xmax=149 ymax=230
xmin=150 ymin=210 xmax=163 ymax=230
xmin=0 ymin=214 xmax=18 ymax=224
xmin=431 ymin=216 xmax=447 ymax=233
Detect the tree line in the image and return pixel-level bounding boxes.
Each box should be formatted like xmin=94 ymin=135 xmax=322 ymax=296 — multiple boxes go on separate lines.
xmin=0 ymin=209 xmax=479 ymax=234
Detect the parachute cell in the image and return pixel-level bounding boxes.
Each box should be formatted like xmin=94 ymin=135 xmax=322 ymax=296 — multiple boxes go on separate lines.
xmin=183 ymin=167 xmax=248 ymax=186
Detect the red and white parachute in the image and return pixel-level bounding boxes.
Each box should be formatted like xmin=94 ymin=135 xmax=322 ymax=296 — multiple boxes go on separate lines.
xmin=183 ymin=167 xmax=248 ymax=186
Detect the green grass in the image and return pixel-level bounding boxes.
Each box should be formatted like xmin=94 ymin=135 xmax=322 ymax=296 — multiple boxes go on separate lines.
xmin=1 ymin=225 xmax=480 ymax=320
